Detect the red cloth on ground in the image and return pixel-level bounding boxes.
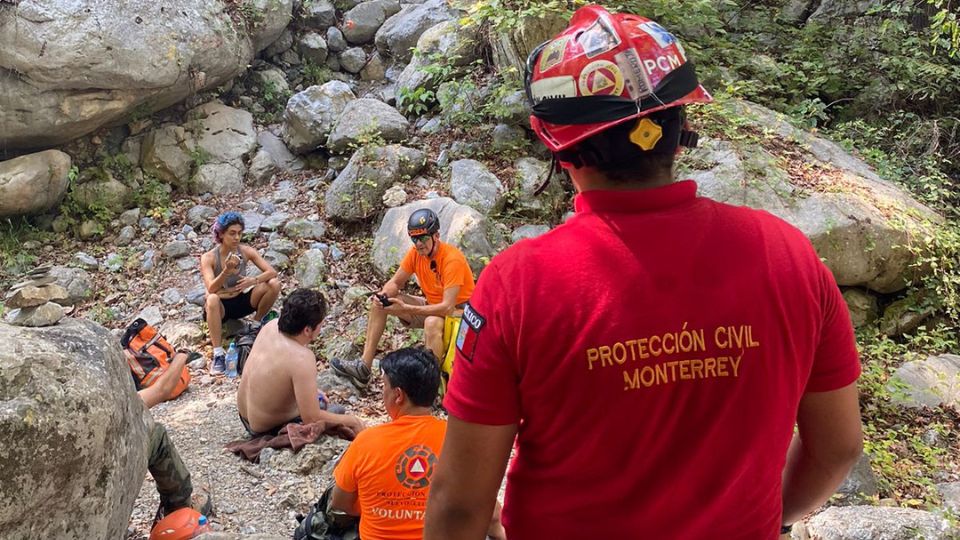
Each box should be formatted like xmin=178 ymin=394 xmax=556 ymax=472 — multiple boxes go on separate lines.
xmin=225 ymin=421 xmax=356 ymax=462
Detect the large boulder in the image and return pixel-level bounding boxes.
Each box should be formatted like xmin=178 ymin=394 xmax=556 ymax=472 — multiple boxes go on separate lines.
xmin=257 ymin=130 xmax=306 ymax=172
xmin=888 ymin=354 xmax=960 ymax=410
xmin=0 ymin=319 xmax=148 ymax=538
xmin=396 ymin=20 xmax=482 ymax=96
xmin=374 ymin=0 xmax=458 ymax=62
xmin=449 ymin=159 xmax=505 ymax=215
xmin=342 ymin=0 xmax=389 ymax=45
xmin=0 ymin=150 xmax=72 ymax=218
xmin=798 ymin=506 xmax=956 ymax=539
xmin=188 ymin=101 xmax=258 ymax=194
xmin=489 ymin=8 xmax=568 ymax=77
xmin=325 ymin=145 xmax=426 ymax=221
xmin=326 ymin=98 xmax=410 ymax=154
xmin=141 ymin=124 xmax=196 ymax=186
xmin=281 ymin=82 xmax=356 ymax=154
xmin=681 ymin=100 xmax=941 ymax=294
xmin=0 ymin=0 xmax=292 ymax=150
xmin=512 ymin=156 xmax=567 ymax=217
xmin=372 ymin=197 xmax=502 ymax=276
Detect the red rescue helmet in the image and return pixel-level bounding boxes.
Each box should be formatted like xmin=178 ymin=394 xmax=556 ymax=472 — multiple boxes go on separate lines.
xmin=525 ymin=5 xmax=713 ymax=153
xmin=150 ymin=508 xmax=209 ymax=540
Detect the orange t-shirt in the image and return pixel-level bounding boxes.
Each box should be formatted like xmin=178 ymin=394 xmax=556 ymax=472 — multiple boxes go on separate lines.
xmin=399 ymin=241 xmax=475 ymax=305
xmin=333 ymin=415 xmax=447 ymax=540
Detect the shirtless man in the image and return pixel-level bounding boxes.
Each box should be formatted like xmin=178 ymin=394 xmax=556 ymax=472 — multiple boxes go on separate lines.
xmin=200 ymin=211 xmax=281 ymax=373
xmin=237 ymin=288 xmax=365 ymax=436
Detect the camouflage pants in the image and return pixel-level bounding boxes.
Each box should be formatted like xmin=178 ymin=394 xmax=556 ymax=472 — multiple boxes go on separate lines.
xmin=148 ymin=420 xmax=193 ymax=513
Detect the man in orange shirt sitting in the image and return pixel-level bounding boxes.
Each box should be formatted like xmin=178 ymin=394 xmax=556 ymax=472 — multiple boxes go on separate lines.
xmin=331 ymin=347 xmax=504 ymax=540
xmin=330 ymin=208 xmax=475 ymax=388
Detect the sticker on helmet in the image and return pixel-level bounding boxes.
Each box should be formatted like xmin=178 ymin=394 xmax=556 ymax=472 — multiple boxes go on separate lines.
xmin=577 ymin=17 xmax=621 ymax=58
xmin=578 ymin=60 xmax=624 ymax=97
xmin=639 ymin=21 xmax=676 ymax=48
xmin=539 ymin=36 xmax=570 ymax=73
xmin=614 ymin=49 xmax=652 ymax=100
xmin=530 ymin=76 xmax=577 ymax=103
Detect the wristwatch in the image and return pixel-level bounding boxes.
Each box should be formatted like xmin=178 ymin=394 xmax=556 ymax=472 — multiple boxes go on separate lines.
xmin=780 ymin=524 xmax=793 ymax=534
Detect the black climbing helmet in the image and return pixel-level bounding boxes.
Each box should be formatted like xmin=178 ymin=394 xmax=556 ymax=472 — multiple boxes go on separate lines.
xmin=407 ymin=208 xmax=440 ymax=237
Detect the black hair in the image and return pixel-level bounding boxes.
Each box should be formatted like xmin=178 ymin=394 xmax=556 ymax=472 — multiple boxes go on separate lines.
xmin=278 ymin=289 xmax=327 ymax=335
xmin=381 ymin=347 xmax=441 ymax=407
xmin=560 ymin=108 xmax=683 ymax=184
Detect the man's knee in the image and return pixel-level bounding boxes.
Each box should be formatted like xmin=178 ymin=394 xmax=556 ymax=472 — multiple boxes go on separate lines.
xmin=424 ymin=317 xmax=444 ymax=339
xmin=267 ymin=278 xmax=281 ymax=294
xmin=205 ymin=294 xmax=222 ymax=312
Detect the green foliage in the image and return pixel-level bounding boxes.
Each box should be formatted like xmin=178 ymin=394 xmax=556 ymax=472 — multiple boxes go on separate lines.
xmin=461 ymin=0 xmax=574 ymax=31
xmin=397 ymin=86 xmax=436 ymax=116
xmin=257 ymin=79 xmax=292 ymax=123
xmin=0 ymin=218 xmax=43 ymax=276
xmin=302 ymin=60 xmax=333 ymax=87
xmin=190 ymin=146 xmax=210 ymax=171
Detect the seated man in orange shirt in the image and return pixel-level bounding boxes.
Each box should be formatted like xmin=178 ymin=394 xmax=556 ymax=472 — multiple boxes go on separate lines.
xmin=331 ymin=347 xmax=504 ymax=540
xmin=330 ymin=208 xmax=474 ymax=388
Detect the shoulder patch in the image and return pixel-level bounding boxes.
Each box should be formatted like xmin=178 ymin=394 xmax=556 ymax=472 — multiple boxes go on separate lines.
xmin=456 ymin=303 xmax=485 ymax=363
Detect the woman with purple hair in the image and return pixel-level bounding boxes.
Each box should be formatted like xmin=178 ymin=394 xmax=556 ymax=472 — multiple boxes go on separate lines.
xmin=199 ymin=211 xmax=281 ymax=373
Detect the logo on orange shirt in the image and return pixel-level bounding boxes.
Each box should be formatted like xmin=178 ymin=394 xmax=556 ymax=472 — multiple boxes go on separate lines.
xmin=395 ymin=445 xmax=438 ymax=490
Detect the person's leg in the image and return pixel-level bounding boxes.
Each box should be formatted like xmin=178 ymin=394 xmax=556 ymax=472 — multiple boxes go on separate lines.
xmin=147 ymin=420 xmax=193 ymax=514
xmin=360 ymin=299 xmax=389 ymax=367
xmin=424 ymin=315 xmax=446 ymax=363
xmin=204 ymin=294 xmax=225 ymax=349
xmin=250 ymin=278 xmax=281 ymax=320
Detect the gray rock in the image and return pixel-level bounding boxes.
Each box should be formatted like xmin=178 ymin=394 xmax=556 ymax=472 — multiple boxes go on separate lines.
xmin=71 ymin=171 xmax=134 ymax=215
xmin=295 ymin=249 xmax=327 ymax=288
xmin=319 ymin=316 xmax=368 ymax=372
xmin=48 ymin=266 xmax=93 ymax=305
xmin=161 ymin=288 xmax=183 ymax=306
xmin=834 ymin=453 xmax=880 ymax=505
xmin=241 ymin=212 xmax=266 ymax=234
xmin=325 ymin=145 xmax=426 ymax=221
xmin=246 ymin=149 xmax=279 ymax=186
xmin=78 ymin=220 xmax=103 ymax=240
xmin=327 ymin=26 xmax=349 ymax=52
xmin=936 ymin=482 xmax=960 ymax=514
xmin=75 ymin=252 xmax=100 ymax=271
xmin=141 ymin=124 xmax=195 ymax=186
xmin=141 ymin=250 xmax=158 ymax=272
xmin=194 ymin=161 xmax=246 ymax=196
xmin=252 ymin=67 xmax=291 ymax=97
xmin=888 ymin=354 xmax=960 ymax=409
xmin=799 ymin=505 xmax=955 ymax=539
xmin=263 ymin=251 xmax=291 ymax=269
xmin=139 ymin=216 xmax=159 ymax=233
xmin=136 ymin=306 xmax=163 ymax=326
xmin=284 ymin=219 xmax=327 ymax=240
xmin=879 ymin=292 xmax=935 ymax=337
xmin=511 ymin=224 xmax=550 ymax=243
xmin=268 ymin=238 xmax=298 ymax=255
xmin=343 ymin=1 xmax=388 ymax=45
xmin=360 ymin=52 xmax=387 ymax=81
xmin=0 ymin=149 xmax=71 ymax=218
xmin=375 ymin=0 xmax=458 ymax=62
xmin=281 ymin=82 xmax=357 ymax=154
xmin=302 ymin=0 xmax=337 ymax=29
xmin=493 ymin=89 xmax=532 ymax=128
xmin=325 ymin=53 xmax=342 ymax=72
xmin=372 ymin=197 xmax=501 ymax=276
xmin=490 ymin=8 xmax=567 ymax=79
xmin=116 ymin=226 xmax=137 ymax=247
xmin=842 ymin=288 xmax=879 ymax=328
xmin=264 ymin=28 xmax=295 ymax=58
xmin=326 ymin=99 xmax=410 ymax=153
xmin=186 ymin=102 xmax=258 ymax=194
xmin=396 ymin=20 xmax=481 ymax=96
xmin=9 ymin=302 xmax=65 ymax=327
xmin=5 ymin=284 xmax=68 ymax=309
xmin=187 ymin=205 xmax=219 ymax=230
xmin=159 ymin=321 xmax=204 ymax=350
xmin=329 ymin=245 xmax=345 ymax=260
xmin=383 ymin=185 xmax=407 ymax=207
xmin=259 ymin=200 xmax=278 ymax=215
xmin=0 ymin=0 xmax=291 ymax=150
xmin=260 ymin=212 xmax=292 ymax=232
xmin=0 ymin=319 xmax=148 ymax=538
xmin=186 ymin=288 xmax=207 ymax=307
xmin=119 ymin=208 xmax=142 ymax=227
xmin=269 ymin=436 xmax=349 ymax=475
xmin=449 ymin=159 xmax=505 ymax=214
xmin=491 ymin=123 xmax=526 ymax=150
xmin=298 ymin=32 xmax=329 ymax=64
xmin=103 ymin=253 xmax=124 ymax=272
xmin=685 ymin=101 xmax=942 ymax=294
xmin=339 ymin=47 xmax=368 ymax=74
xmin=175 ymin=258 xmax=195 ymax=271
xmin=513 ymin=156 xmax=566 ymax=217
xmin=162 ymin=241 xmax=192 ymax=259
xmin=257 ymin=131 xmax=306 ymax=172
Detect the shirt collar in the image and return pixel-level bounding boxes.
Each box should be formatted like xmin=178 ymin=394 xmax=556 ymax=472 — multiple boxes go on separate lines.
xmin=573 ymin=180 xmax=698 ymax=214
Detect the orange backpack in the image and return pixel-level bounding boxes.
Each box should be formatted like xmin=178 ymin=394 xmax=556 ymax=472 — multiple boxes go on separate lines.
xmin=121 ymin=318 xmax=190 ymax=399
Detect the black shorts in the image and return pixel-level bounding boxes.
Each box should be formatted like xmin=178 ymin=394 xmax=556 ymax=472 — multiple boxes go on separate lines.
xmin=206 ymin=291 xmax=255 ymax=322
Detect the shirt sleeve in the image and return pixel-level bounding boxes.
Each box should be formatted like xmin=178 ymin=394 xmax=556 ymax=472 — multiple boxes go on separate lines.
xmin=333 ymin=440 xmax=360 ymax=492
xmin=443 ymin=262 xmax=521 ymax=425
xmin=806 ymin=263 xmax=861 ymax=392
xmin=399 ymin=247 xmax=417 ymax=275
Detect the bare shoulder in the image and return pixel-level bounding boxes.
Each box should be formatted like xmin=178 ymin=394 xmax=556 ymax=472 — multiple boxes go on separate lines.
xmin=239 ymin=244 xmax=260 ymax=258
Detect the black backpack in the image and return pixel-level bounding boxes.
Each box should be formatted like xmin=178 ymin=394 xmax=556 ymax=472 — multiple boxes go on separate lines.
xmin=234 ymin=320 xmax=262 ymax=376
xmin=293 ymin=485 xmax=359 ymax=540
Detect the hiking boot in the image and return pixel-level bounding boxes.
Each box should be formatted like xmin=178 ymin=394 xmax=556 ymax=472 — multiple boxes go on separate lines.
xmin=330 ymin=358 xmax=371 ymax=388
xmin=211 ymin=352 xmax=226 ymax=374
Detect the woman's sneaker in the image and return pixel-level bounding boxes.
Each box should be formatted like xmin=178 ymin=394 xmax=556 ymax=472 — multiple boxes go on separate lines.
xmin=330 ymin=358 xmax=371 ymax=389
xmin=211 ymin=352 xmax=226 ymax=374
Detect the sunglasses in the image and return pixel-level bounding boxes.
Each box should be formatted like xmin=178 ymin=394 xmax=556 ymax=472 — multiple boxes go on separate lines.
xmin=410 ymin=234 xmax=432 ymax=244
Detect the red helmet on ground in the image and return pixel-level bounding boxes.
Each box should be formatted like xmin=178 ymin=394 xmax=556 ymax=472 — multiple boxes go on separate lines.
xmin=525 ymin=5 xmax=713 ymax=152
xmin=149 ymin=508 xmax=209 ymax=540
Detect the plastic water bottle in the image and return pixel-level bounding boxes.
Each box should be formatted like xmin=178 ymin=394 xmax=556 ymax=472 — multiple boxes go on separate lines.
xmin=225 ymin=342 xmax=238 ymax=378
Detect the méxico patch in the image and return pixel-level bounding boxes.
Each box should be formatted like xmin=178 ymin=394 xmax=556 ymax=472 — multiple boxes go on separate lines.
xmin=456 ymin=303 xmax=485 ymax=363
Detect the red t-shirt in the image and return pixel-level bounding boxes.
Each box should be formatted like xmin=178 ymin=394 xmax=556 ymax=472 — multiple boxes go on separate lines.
xmin=444 ymin=180 xmax=861 ymax=539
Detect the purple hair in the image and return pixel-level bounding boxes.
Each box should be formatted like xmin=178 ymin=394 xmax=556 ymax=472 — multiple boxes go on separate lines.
xmin=212 ymin=212 xmax=244 ymax=243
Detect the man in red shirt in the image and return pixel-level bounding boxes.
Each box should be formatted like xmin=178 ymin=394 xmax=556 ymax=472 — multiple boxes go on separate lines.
xmin=331 ymin=208 xmax=475 ymax=388
xmin=424 ymin=5 xmax=863 ymax=539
